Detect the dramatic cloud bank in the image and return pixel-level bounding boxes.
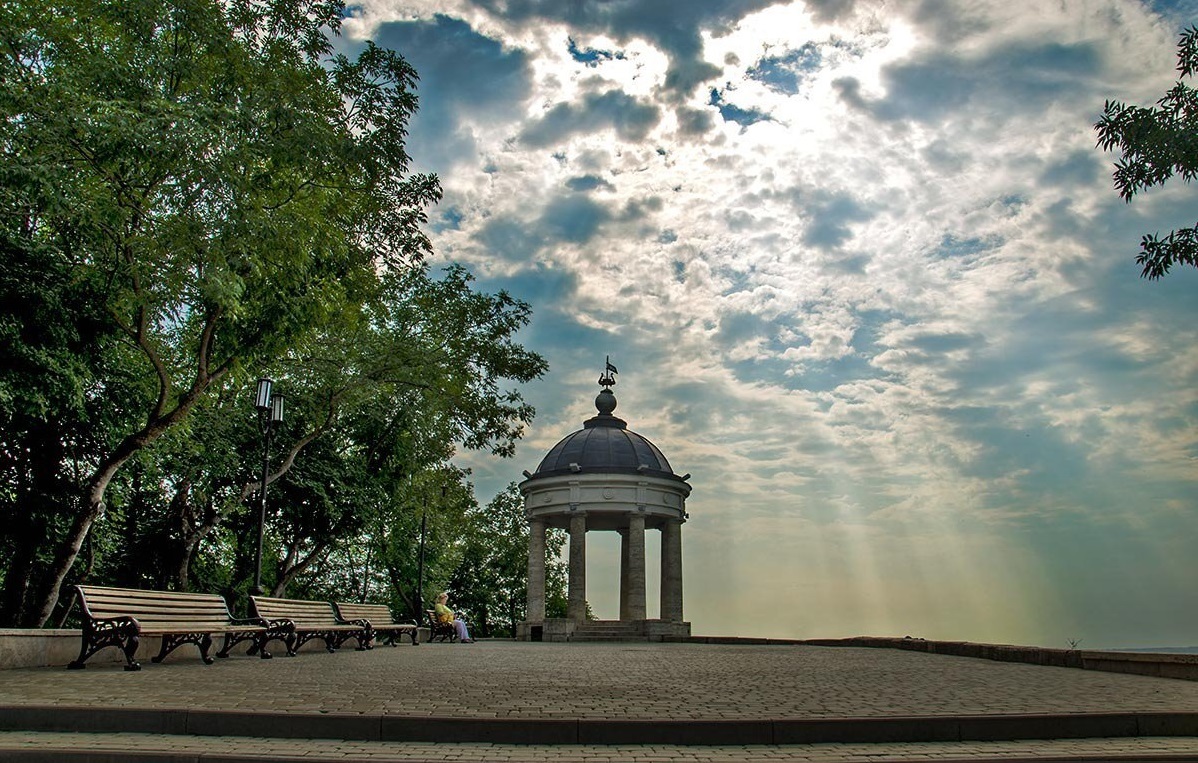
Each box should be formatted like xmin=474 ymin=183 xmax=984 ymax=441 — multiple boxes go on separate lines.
xmin=345 ymin=0 xmax=1197 ymax=648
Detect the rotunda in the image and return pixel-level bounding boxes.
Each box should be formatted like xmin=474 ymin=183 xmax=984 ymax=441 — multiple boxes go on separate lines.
xmin=517 ymin=362 xmax=692 ymax=642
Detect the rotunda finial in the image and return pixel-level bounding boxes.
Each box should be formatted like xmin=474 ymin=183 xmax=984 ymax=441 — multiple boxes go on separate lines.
xmin=595 ymin=388 xmax=617 ymax=415
xmin=596 ymin=356 xmax=619 ymax=415
xmin=598 ymin=356 xmax=618 ymax=389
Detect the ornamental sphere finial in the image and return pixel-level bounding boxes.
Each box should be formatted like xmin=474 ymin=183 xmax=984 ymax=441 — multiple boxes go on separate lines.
xmin=595 ymin=387 xmax=617 ymax=415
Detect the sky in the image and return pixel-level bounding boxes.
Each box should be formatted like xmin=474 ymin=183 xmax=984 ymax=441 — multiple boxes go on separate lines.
xmin=341 ymin=0 xmax=1197 ymax=649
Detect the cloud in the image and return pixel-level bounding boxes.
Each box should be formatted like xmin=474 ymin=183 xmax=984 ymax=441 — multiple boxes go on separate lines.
xmin=565 ymin=174 xmax=616 ymax=192
xmin=803 ymin=0 xmax=859 ymax=23
xmin=676 ymin=106 xmax=717 ymax=135
xmin=798 ymin=191 xmax=876 ymax=249
xmin=366 ymin=13 xmax=533 ymax=173
xmin=842 ymin=40 xmax=1104 ymax=123
xmin=747 ymin=41 xmax=823 ymax=94
xmin=1038 ymin=150 xmax=1104 ymax=190
xmin=538 ymin=195 xmax=612 ymax=244
xmin=567 ymin=37 xmax=626 ymax=67
xmin=708 ymin=87 xmax=773 ymax=127
xmin=519 ymin=89 xmax=662 ymax=147
xmin=468 ymin=0 xmax=787 ymax=99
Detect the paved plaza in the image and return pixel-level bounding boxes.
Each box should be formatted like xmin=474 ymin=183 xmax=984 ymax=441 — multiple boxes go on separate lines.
xmin=1 ymin=641 xmax=1197 ymax=761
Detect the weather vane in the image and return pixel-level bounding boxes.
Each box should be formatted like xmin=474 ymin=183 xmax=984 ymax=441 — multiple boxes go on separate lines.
xmin=599 ymin=356 xmax=618 ymax=388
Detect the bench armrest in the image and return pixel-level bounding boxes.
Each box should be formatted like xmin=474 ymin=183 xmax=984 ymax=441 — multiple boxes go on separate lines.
xmin=229 ymin=616 xmax=268 ymax=628
xmin=84 ymin=615 xmax=139 ymax=633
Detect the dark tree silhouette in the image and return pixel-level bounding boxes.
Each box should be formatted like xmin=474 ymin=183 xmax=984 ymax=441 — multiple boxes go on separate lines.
xmin=1095 ymin=25 xmax=1197 ymax=280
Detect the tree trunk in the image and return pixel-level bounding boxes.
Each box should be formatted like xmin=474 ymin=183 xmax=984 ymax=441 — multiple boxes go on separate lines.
xmin=359 ymin=545 xmax=373 ymax=603
xmin=387 ymin=565 xmax=417 ymax=622
xmin=27 ymin=399 xmax=205 ymax=626
xmin=118 ymin=468 xmax=143 ymax=587
xmin=271 ymin=539 xmax=330 ymax=596
xmin=2 ymin=420 xmax=70 ymax=625
xmin=0 ymin=511 xmax=42 ymax=627
xmin=175 ymin=513 xmax=220 ymax=591
xmin=27 ymin=460 xmax=121 ymax=626
xmin=166 ymin=481 xmax=223 ymax=590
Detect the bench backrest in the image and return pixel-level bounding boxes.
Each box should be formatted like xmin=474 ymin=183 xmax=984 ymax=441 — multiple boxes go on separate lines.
xmin=75 ymin=585 xmax=233 ymax=630
xmin=251 ymin=596 xmax=340 ymax=627
xmin=334 ymin=602 xmax=396 ymax=624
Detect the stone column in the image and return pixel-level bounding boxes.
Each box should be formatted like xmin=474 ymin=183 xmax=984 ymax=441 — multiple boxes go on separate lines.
xmin=618 ymin=528 xmax=630 ymax=621
xmin=526 ymin=518 xmax=546 ymax=622
xmin=627 ymin=513 xmax=646 ymax=620
xmin=660 ymin=518 xmax=684 ymax=622
xmin=567 ymin=513 xmax=587 ymax=622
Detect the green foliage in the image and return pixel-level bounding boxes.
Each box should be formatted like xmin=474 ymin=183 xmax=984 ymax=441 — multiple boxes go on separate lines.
xmin=0 ymin=218 xmax=132 ymax=622
xmin=448 ymin=484 xmax=566 ymax=637
xmin=1095 ymin=25 xmax=1198 ymax=279
xmin=0 ymin=0 xmax=548 ymax=626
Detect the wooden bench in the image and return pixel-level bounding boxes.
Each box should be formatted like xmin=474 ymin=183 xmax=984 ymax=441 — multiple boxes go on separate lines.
xmin=333 ymin=602 xmax=419 ymax=646
xmin=250 ymin=596 xmax=370 ymax=655
xmin=69 ymin=585 xmax=268 ymax=671
xmin=426 ymin=609 xmax=458 ymax=643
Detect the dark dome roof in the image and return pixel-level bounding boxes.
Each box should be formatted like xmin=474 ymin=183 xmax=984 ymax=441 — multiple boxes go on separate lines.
xmin=528 ymin=388 xmax=680 ymax=481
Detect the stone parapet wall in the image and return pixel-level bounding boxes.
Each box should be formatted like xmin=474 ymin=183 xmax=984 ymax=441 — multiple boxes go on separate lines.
xmin=0 ymin=628 xmax=369 ymax=670
xmin=1 ymin=629 xmax=141 ymax=670
xmin=660 ymin=634 xmax=1198 ymax=682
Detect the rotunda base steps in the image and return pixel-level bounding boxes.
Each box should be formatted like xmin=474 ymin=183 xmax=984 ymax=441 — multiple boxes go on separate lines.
xmin=518 ymin=618 xmax=691 ymax=642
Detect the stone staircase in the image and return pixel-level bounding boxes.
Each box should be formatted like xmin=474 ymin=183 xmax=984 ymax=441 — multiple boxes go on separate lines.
xmin=568 ymin=620 xmax=649 ymax=641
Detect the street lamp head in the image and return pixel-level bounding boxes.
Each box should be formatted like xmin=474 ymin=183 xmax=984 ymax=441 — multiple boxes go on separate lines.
xmin=255 ymin=378 xmax=273 ymax=411
xmin=270 ymin=393 xmax=284 ymax=424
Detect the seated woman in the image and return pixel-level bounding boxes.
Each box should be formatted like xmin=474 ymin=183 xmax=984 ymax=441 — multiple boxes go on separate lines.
xmin=433 ymin=592 xmax=473 ymax=643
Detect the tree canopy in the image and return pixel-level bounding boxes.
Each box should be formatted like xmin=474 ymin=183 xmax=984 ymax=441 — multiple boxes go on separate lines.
xmin=0 ymin=0 xmax=546 ymax=627
xmin=1095 ymin=25 xmax=1198 ymax=280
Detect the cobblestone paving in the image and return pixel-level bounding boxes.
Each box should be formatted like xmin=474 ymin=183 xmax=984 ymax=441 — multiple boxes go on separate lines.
xmin=2 ymin=642 xmax=1198 ymax=720
xmin=1 ymin=732 xmax=1197 ymax=761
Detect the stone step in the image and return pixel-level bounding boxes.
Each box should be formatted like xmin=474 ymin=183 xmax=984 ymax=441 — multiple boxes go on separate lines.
xmin=570 ymin=634 xmax=653 ymax=642
xmin=574 ymin=624 xmax=641 ymax=630
xmin=570 ymin=624 xmax=649 ymax=641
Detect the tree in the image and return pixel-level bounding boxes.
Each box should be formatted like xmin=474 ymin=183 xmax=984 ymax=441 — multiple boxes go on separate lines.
xmin=185 ymin=263 xmax=544 ymax=601
xmin=0 ymin=234 xmax=121 ymax=624
xmin=0 ymin=0 xmax=441 ymax=625
xmin=1095 ymin=25 xmax=1198 ymax=280
xmin=449 ymin=483 xmax=566 ymax=636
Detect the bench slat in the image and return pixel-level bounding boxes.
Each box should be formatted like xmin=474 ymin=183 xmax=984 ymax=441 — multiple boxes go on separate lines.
xmin=333 ymin=603 xmax=395 ymax=622
xmin=251 ymin=597 xmax=341 ymax=627
xmin=76 ymin=586 xmax=236 ymax=627
xmin=136 ymin=623 xmax=258 ymax=634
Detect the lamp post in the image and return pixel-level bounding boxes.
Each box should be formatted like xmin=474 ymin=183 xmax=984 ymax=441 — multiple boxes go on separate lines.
xmin=416 ymin=494 xmax=426 ymax=622
xmin=253 ymin=378 xmax=284 ymax=596
xmin=415 ymin=484 xmax=447 ymax=623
